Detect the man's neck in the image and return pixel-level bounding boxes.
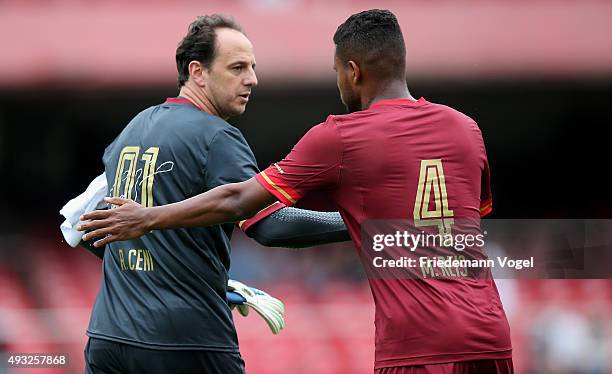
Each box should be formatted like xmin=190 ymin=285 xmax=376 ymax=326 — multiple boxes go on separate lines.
xmin=362 ymin=80 xmax=415 ymax=110
xmin=178 ymin=83 xmax=223 ymax=118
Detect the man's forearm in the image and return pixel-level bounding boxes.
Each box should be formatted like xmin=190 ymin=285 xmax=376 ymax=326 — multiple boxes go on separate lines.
xmin=147 ymin=178 xmax=276 ymax=230
xmin=79 ymin=177 xmax=277 ymax=247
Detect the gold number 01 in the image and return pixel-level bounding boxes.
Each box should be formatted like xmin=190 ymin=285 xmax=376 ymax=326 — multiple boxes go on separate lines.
xmin=112 ymin=146 xmax=160 ymax=207
xmin=413 ymin=159 xmax=454 ymax=235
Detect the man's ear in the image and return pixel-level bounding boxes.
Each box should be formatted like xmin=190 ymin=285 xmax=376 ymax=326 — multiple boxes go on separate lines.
xmin=348 ymin=60 xmax=361 ymax=85
xmin=188 ymin=60 xmax=207 ymax=87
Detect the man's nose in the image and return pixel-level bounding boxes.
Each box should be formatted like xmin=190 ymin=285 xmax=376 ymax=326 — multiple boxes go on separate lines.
xmin=244 ymin=69 xmax=258 ymax=87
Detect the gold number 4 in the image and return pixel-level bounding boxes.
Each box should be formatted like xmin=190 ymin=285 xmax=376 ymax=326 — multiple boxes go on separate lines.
xmin=112 ymin=146 xmax=160 ymax=207
xmin=413 ymin=159 xmax=454 ymax=235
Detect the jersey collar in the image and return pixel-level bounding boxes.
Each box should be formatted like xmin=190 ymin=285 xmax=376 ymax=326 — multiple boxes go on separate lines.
xmin=370 ymin=97 xmax=426 ymax=108
xmin=164 ymin=97 xmax=198 ymax=108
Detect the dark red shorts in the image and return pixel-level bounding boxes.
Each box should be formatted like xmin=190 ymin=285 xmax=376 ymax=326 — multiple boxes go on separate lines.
xmin=375 ymin=359 xmax=514 ymax=374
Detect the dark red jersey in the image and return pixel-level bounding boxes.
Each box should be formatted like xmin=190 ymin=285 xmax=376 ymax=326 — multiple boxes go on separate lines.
xmin=255 ymin=98 xmax=511 ymax=368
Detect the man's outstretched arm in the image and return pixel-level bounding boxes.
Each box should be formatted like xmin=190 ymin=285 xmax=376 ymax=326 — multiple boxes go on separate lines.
xmin=79 ymin=178 xmax=276 ymax=247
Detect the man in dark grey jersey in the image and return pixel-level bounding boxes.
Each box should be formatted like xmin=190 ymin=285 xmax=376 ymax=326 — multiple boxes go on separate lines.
xmin=81 ymin=15 xmax=347 ymax=374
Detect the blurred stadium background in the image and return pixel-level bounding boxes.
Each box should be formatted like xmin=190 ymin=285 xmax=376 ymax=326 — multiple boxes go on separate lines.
xmin=1 ymin=1 xmax=612 ymax=373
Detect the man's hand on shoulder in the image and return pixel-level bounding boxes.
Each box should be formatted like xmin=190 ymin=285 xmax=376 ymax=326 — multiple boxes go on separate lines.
xmin=78 ymin=197 xmax=151 ymax=247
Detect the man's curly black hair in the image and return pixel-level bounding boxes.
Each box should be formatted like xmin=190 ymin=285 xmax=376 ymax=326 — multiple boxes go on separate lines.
xmin=333 ymin=9 xmax=406 ymax=80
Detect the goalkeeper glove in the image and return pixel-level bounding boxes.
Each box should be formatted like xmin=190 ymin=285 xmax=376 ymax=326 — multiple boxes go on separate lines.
xmin=226 ymin=279 xmax=285 ymax=335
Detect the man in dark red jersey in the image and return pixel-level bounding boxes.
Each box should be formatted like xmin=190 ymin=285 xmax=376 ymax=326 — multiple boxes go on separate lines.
xmin=80 ymin=9 xmax=512 ymax=373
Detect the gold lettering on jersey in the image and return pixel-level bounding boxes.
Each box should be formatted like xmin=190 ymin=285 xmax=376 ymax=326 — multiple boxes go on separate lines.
xmin=118 ymin=249 xmax=127 ymax=270
xmin=128 ymin=249 xmax=136 ymax=270
xmin=112 ymin=146 xmax=140 ymax=204
xmin=135 ymin=250 xmax=143 ymax=271
xmin=143 ymin=249 xmax=154 ymax=271
xmin=140 ymin=147 xmax=160 ymax=208
xmin=119 ymin=248 xmax=155 ymax=272
xmin=111 ymin=146 xmax=160 ymax=208
xmin=413 ymin=159 xmax=454 ymax=236
xmin=421 ymin=261 xmax=436 ymax=278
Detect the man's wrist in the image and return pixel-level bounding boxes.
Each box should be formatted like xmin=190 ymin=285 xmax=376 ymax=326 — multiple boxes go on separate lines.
xmin=144 ymin=206 xmax=161 ymax=231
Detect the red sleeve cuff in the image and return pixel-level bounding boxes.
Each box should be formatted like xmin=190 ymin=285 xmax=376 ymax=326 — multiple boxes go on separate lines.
xmin=480 ymin=198 xmax=493 ymax=217
xmin=255 ymin=171 xmax=301 ymax=206
xmin=238 ymin=201 xmax=286 ymax=232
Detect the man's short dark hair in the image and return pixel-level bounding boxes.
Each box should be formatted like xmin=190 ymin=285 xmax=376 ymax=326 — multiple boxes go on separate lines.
xmin=333 ymin=9 xmax=406 ymax=81
xmin=176 ymin=14 xmax=243 ymax=87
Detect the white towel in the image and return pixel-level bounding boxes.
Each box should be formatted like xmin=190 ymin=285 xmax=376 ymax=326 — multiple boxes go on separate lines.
xmin=59 ymin=173 xmax=108 ymax=247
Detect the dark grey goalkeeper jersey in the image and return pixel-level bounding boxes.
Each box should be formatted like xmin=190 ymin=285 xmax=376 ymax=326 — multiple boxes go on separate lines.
xmin=87 ymin=97 xmax=258 ymax=351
